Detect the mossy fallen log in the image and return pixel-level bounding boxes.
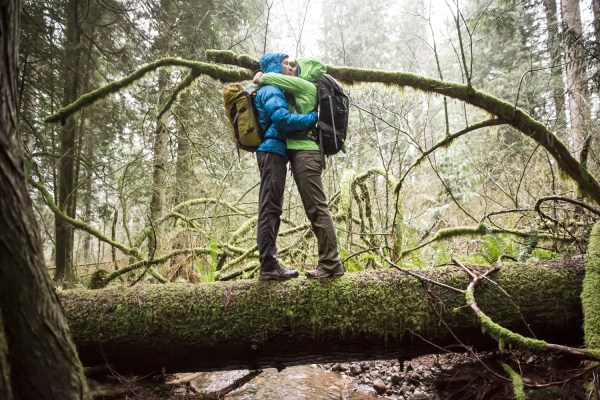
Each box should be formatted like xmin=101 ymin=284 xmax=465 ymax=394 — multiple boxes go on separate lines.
xmin=59 ymin=260 xmax=584 ymax=375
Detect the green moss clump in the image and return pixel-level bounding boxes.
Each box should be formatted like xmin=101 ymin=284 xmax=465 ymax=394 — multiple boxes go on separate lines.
xmin=88 ymin=269 xmax=109 ymax=289
xmin=500 ymin=362 xmax=525 ymax=400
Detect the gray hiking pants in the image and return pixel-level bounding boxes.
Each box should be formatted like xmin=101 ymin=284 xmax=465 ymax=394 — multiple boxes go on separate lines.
xmin=289 ymin=150 xmax=341 ymax=272
xmin=256 ymin=151 xmax=287 ymax=271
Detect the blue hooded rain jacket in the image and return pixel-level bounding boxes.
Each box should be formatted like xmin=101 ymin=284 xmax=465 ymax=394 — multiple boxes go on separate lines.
xmin=254 ymin=52 xmax=317 ymax=157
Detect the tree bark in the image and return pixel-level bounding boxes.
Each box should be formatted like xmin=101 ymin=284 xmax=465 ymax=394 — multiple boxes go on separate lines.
xmin=0 ymin=0 xmax=91 ymax=397
xmin=55 ymin=0 xmax=84 ymax=282
xmin=59 ymin=261 xmax=584 ymax=375
xmin=148 ymin=69 xmax=170 ymax=258
xmin=593 ymin=0 xmax=600 ymax=40
xmin=148 ymin=0 xmax=175 ymax=257
xmin=174 ymin=92 xmax=194 ymax=205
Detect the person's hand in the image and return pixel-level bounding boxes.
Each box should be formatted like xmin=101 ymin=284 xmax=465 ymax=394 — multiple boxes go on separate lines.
xmin=253 ymin=71 xmax=264 ymax=84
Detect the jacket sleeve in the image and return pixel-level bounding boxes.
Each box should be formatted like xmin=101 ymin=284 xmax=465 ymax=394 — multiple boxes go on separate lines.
xmin=259 ymin=73 xmax=316 ymax=97
xmin=263 ymin=87 xmax=317 ymax=131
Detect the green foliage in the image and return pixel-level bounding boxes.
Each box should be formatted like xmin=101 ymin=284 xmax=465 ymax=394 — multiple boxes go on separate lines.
xmin=198 ymin=234 xmax=219 ymax=283
xmin=461 ymin=254 xmax=493 ymax=265
xmin=500 ymin=362 xmax=525 ymax=400
xmin=481 ymin=233 xmax=505 ymax=264
xmin=518 ymin=230 xmax=540 ymax=261
xmin=530 ymin=248 xmax=557 ymax=261
xmin=339 ymin=247 xmax=364 ymax=273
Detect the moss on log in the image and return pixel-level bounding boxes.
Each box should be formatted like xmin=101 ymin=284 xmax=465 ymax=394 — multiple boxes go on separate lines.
xmin=59 ymin=261 xmax=583 ymax=375
xmin=583 ymin=223 xmax=600 ymax=350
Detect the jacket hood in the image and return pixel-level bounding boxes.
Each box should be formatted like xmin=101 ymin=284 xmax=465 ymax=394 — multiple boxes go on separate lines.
xmin=296 ymin=58 xmax=326 ymax=83
xmin=259 ymin=52 xmax=288 ymax=74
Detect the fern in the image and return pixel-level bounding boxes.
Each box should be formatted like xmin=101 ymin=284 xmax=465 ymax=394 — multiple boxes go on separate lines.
xmin=338 ymin=247 xmax=364 ymax=272
xmin=482 ymin=233 xmax=505 ymax=264
xmin=518 ymin=229 xmax=539 ymax=261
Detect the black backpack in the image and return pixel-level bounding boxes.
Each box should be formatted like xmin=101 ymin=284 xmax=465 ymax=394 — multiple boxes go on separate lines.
xmin=316 ymin=74 xmax=349 ymax=155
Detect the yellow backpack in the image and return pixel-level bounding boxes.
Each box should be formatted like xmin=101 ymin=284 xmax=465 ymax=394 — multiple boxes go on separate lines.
xmin=223 ymin=83 xmax=264 ymax=152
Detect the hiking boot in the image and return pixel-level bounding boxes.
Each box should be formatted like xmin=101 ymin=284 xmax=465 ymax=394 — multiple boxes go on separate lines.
xmin=259 ymin=265 xmax=299 ymax=281
xmin=305 ymin=265 xmax=344 ymax=279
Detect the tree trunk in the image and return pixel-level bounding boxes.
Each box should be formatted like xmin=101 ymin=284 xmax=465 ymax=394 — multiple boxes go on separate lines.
xmin=174 ymin=93 xmax=194 ymax=205
xmin=0 ymin=0 xmax=91 ymax=397
xmin=0 ymin=315 xmax=12 ymax=400
xmin=59 ymin=261 xmax=583 ymax=375
xmin=560 ymin=0 xmax=591 ymax=157
xmin=592 ymin=0 xmax=600 ymax=40
xmin=542 ymin=0 xmax=567 ymax=133
xmin=81 ymin=136 xmax=94 ymax=262
xmin=55 ymin=0 xmax=84 ymax=282
xmin=148 ymin=69 xmax=170 ymax=258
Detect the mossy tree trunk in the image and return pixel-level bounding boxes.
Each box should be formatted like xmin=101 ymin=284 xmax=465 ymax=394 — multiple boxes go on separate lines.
xmin=583 ymin=223 xmax=600 ymax=350
xmin=174 ymin=91 xmax=195 ymax=205
xmin=0 ymin=315 xmax=12 ymax=400
xmin=149 ymin=68 xmax=170 ymax=258
xmin=55 ymin=0 xmax=85 ymax=282
xmin=0 ymin=1 xmax=91 ymax=397
xmin=60 ymin=262 xmax=583 ymax=375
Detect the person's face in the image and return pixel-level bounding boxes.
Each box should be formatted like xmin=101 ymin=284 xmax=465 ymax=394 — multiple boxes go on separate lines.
xmin=281 ymin=57 xmax=295 ymax=76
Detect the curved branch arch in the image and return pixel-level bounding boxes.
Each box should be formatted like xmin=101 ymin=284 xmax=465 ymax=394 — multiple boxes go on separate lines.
xmin=206 ymin=50 xmax=600 ymax=205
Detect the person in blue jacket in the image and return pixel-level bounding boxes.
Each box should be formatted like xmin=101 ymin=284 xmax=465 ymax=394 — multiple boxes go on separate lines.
xmin=254 ymin=52 xmax=318 ymax=281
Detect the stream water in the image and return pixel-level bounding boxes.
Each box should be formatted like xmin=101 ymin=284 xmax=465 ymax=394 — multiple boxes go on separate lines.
xmin=187 ymin=365 xmax=378 ymax=399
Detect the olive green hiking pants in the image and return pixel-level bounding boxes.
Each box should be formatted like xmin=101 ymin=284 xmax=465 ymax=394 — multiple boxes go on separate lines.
xmin=289 ymin=150 xmax=341 ymax=272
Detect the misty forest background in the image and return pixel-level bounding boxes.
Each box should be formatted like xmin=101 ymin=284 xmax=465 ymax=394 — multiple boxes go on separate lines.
xmin=21 ymin=0 xmax=600 ymax=286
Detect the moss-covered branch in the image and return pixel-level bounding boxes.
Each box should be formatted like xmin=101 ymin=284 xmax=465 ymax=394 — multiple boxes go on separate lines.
xmin=30 ymin=179 xmax=141 ymax=258
xmin=168 ymin=197 xmax=246 ymax=216
xmin=400 ymin=224 xmax=572 ymax=259
xmin=207 ymin=49 xmax=600 ymax=205
xmin=90 ymin=245 xmax=225 ymax=288
xmin=44 ymin=58 xmax=252 ymax=124
xmin=228 ymin=216 xmax=258 ymax=245
xmin=500 ymin=362 xmax=525 ymax=400
xmin=157 ymin=70 xmax=200 ymax=120
xmin=130 ymin=197 xmax=249 ymax=249
xmin=205 ymin=49 xmax=260 ymax=70
xmin=453 ymin=258 xmax=597 ymax=360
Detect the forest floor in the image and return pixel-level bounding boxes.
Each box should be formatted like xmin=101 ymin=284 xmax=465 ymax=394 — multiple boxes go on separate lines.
xmin=90 ymin=350 xmax=595 ymax=399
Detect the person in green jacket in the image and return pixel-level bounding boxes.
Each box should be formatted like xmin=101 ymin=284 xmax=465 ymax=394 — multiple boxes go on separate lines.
xmin=253 ymin=57 xmax=344 ymax=279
